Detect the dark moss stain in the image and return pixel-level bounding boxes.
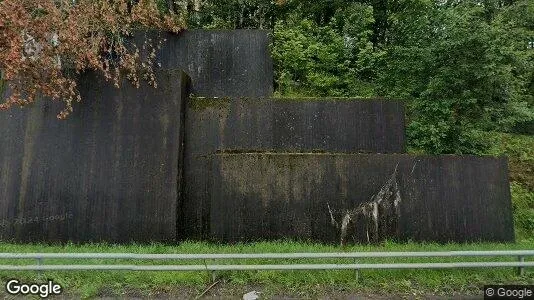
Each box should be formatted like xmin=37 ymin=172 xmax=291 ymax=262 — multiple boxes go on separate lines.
xmin=188 ymin=96 xmax=403 ymax=109
xmin=196 ymin=149 xmax=394 ymax=158
xmin=215 ymin=149 xmax=333 ymax=154
xmin=271 ymin=97 xmax=394 ymax=103
xmin=198 ymin=151 xmax=501 ymax=160
xmin=188 ymin=96 xmax=231 ymax=111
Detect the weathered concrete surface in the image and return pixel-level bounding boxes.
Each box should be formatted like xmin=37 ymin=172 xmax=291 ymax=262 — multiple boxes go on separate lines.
xmin=180 ymin=98 xmax=407 ymax=240
xmin=0 ymin=70 xmax=189 ymax=242
xmin=138 ymin=30 xmax=273 ymax=97
xmin=183 ymin=153 xmax=514 ymax=243
xmin=185 ymin=97 xmax=406 ymax=155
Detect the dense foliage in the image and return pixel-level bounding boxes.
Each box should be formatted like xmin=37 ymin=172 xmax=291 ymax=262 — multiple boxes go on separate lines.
xmin=487 ymin=132 xmax=534 ymax=238
xmin=185 ymin=0 xmax=534 ymax=154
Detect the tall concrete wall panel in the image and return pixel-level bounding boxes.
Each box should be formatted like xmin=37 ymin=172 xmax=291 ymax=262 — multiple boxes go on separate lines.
xmin=0 ymin=70 xmax=189 ymax=242
xmin=139 ymin=30 xmax=273 ymax=97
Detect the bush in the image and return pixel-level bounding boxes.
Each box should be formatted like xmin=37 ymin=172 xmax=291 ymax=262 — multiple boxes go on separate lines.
xmin=272 ymin=19 xmax=350 ymax=96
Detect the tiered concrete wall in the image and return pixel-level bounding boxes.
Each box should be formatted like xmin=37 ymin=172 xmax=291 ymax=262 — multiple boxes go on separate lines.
xmin=180 ymin=97 xmax=408 ymax=240
xmin=0 ymin=30 xmax=515 ymax=244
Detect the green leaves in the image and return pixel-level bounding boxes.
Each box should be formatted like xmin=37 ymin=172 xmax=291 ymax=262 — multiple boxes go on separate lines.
xmin=191 ymin=0 xmax=534 ymax=153
xmin=272 ymin=3 xmax=379 ymax=97
xmin=379 ymin=0 xmax=534 ymax=153
xmin=511 ymin=182 xmax=534 ymax=239
xmin=273 ymin=19 xmax=354 ymax=96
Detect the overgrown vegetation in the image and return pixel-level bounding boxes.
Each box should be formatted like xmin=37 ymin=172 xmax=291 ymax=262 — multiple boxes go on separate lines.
xmin=185 ymin=0 xmax=534 ymax=155
xmin=511 ymin=183 xmax=534 ymax=240
xmin=0 ymin=240 xmax=533 ymax=298
xmin=486 ymin=132 xmax=534 ymax=240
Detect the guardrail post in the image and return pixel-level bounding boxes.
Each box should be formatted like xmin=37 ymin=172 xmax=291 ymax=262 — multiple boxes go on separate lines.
xmin=211 ymin=258 xmax=217 ymax=282
xmin=354 ymin=258 xmax=361 ymax=282
xmin=211 ymin=270 xmax=217 ymax=282
xmin=204 ymin=259 xmax=216 ymax=282
xmin=518 ymin=256 xmax=525 ymax=276
xmin=36 ymin=257 xmax=43 ymax=276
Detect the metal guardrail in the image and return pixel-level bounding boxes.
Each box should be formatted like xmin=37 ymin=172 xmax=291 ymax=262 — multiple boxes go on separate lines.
xmin=0 ymin=250 xmax=532 ymax=276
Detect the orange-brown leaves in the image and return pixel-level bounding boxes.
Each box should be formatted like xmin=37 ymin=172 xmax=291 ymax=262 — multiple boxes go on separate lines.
xmin=0 ymin=0 xmax=184 ymax=119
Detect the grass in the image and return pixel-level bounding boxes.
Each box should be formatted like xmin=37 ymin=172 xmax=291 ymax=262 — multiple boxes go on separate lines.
xmin=485 ymin=132 xmax=534 ymax=241
xmin=0 ymin=240 xmax=534 ymax=298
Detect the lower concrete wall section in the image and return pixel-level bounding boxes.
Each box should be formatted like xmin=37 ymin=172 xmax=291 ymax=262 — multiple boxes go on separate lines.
xmin=0 ymin=70 xmax=189 ymax=243
xmin=182 ymin=153 xmax=514 ymax=244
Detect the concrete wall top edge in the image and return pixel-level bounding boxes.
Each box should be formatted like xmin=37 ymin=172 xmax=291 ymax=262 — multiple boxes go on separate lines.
xmin=183 ymin=29 xmax=272 ymax=33
xmin=206 ymin=152 xmax=508 ymax=160
xmin=189 ymin=96 xmax=404 ymax=102
xmin=272 ymin=97 xmax=403 ymax=102
xmin=135 ymin=29 xmax=271 ymax=34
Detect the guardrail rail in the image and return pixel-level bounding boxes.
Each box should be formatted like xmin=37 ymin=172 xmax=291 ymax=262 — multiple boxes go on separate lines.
xmin=0 ymin=250 xmax=532 ymax=278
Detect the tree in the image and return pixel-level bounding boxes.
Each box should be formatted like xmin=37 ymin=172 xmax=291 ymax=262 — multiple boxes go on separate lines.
xmin=377 ymin=0 xmax=534 ymax=153
xmin=0 ymin=0 xmax=184 ymax=119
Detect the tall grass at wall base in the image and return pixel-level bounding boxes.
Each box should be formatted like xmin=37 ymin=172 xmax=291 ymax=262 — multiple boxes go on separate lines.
xmin=485 ymin=132 xmax=534 ymax=241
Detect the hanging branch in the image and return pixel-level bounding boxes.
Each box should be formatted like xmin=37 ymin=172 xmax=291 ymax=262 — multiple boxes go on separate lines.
xmin=0 ymin=0 xmax=185 ymax=119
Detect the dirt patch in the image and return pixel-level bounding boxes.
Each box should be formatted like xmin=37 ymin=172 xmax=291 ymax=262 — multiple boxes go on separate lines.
xmin=71 ymin=283 xmax=482 ymax=299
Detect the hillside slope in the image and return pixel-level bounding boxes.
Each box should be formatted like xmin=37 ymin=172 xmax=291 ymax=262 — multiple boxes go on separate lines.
xmin=486 ymin=132 xmax=534 ymax=240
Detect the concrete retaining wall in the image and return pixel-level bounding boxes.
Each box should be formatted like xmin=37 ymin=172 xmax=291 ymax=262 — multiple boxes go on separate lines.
xmin=180 ymin=97 xmax=407 ymax=241
xmin=0 ymin=70 xmax=189 ymax=242
xmin=139 ymin=30 xmax=273 ymax=97
xmin=182 ymin=153 xmax=514 ymax=243
xmin=185 ymin=97 xmax=406 ymax=155
xmin=0 ymin=30 xmax=514 ymax=244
